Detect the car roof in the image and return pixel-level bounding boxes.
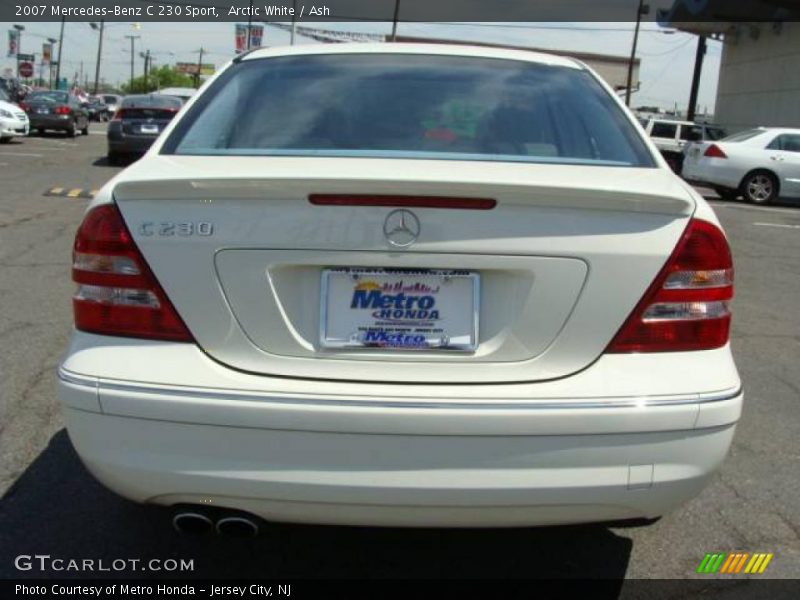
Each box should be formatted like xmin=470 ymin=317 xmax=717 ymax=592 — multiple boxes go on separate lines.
xmin=752 ymin=127 xmax=800 ymax=135
xmin=240 ymin=42 xmax=584 ymax=70
xmin=123 ymin=94 xmax=181 ymax=102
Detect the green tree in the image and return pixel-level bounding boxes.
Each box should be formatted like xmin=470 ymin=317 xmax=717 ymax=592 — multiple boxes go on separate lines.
xmin=121 ymin=65 xmax=195 ymax=94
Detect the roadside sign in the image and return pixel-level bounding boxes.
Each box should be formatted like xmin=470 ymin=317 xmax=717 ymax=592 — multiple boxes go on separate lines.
xmin=176 ymin=62 xmax=215 ymax=76
xmin=16 ymin=52 xmax=34 ymax=62
xmin=18 ymin=62 xmax=33 ymax=78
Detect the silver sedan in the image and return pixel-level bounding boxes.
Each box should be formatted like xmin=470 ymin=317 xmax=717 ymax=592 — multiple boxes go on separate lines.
xmin=683 ymin=127 xmax=800 ymax=204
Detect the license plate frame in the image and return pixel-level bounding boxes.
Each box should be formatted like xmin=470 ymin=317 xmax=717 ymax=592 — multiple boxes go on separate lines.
xmin=140 ymin=124 xmax=159 ymax=134
xmin=320 ymin=268 xmax=479 ymax=352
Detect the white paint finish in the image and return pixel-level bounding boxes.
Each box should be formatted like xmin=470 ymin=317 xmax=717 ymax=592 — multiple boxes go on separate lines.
xmin=63 ymin=407 xmax=736 ymax=526
xmin=59 ymin=44 xmax=741 ymax=527
xmin=112 ymin=163 xmax=692 ymax=383
xmin=60 ymin=332 xmax=741 ymax=403
xmin=241 ymin=42 xmax=584 ymax=70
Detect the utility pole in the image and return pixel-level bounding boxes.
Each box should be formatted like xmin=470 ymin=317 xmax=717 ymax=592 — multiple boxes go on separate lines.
xmin=291 ymin=0 xmax=297 ymax=44
xmin=124 ymin=34 xmax=141 ymax=91
xmin=195 ymin=47 xmax=204 ymax=88
xmin=90 ymin=20 xmax=104 ymax=95
xmin=140 ymin=50 xmax=151 ymax=90
xmin=686 ymin=35 xmax=707 ymax=123
xmin=391 ymin=0 xmax=400 ymax=41
xmin=55 ymin=17 xmax=65 ymax=90
xmin=625 ymin=0 xmax=649 ymax=107
xmin=247 ymin=0 xmax=253 ymax=50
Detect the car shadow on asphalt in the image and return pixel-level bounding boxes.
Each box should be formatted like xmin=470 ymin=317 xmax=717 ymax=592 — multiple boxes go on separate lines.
xmin=92 ymin=156 xmax=138 ymax=168
xmin=0 ymin=430 xmax=632 ymax=584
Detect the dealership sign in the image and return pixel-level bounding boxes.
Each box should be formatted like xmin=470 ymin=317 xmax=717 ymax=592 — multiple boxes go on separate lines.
xmin=176 ymin=62 xmax=215 ymax=76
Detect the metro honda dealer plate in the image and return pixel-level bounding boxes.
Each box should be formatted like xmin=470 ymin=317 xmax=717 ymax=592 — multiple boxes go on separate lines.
xmin=320 ymin=268 xmax=479 ymax=351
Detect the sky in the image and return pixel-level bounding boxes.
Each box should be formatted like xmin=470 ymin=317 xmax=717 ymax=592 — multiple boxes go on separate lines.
xmin=0 ymin=21 xmax=722 ymax=114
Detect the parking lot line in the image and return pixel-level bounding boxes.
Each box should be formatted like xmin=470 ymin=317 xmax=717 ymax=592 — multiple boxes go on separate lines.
xmin=753 ymin=222 xmax=800 ymax=229
xmin=0 ymin=151 xmax=44 ymax=158
xmin=710 ymin=201 xmax=800 ymax=214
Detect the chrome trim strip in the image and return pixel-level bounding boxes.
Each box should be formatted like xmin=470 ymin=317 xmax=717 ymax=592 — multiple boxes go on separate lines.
xmin=58 ymin=366 xmax=741 ymax=411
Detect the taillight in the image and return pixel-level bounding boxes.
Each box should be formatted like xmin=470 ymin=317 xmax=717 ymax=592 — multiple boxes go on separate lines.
xmin=606 ymin=219 xmax=733 ymax=353
xmin=72 ymin=204 xmax=193 ymax=342
xmin=704 ymin=144 xmax=727 ymax=158
xmin=54 ymin=105 xmax=71 ymax=115
xmin=19 ymin=102 xmax=29 ymax=111
xmin=111 ymin=108 xmax=123 ymax=121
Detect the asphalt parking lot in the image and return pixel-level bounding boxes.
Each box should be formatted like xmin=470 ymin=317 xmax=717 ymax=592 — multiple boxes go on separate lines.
xmin=0 ymin=127 xmax=798 ymax=583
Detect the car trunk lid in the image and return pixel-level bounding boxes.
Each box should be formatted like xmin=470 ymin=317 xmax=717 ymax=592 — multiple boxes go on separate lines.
xmin=112 ymin=155 xmax=695 ymax=384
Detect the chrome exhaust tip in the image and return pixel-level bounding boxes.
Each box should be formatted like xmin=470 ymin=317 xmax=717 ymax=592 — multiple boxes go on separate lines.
xmin=216 ymin=515 xmax=259 ymax=538
xmin=172 ymin=512 xmax=214 ymax=535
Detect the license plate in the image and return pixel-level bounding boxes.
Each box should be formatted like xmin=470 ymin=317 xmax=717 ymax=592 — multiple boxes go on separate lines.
xmin=320 ymin=268 xmax=479 ymax=351
xmin=140 ymin=124 xmax=158 ymax=134
xmin=36 ymin=108 xmax=49 ymax=114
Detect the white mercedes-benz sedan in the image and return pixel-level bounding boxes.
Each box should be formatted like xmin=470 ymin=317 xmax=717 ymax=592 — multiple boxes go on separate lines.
xmin=58 ymin=44 xmax=741 ymax=531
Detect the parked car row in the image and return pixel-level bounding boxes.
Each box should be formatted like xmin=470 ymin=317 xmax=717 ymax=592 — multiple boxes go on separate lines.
xmin=641 ymin=116 xmax=800 ymax=205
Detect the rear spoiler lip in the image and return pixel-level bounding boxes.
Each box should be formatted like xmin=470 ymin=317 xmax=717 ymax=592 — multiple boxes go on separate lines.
xmin=114 ymin=177 xmax=695 ymax=217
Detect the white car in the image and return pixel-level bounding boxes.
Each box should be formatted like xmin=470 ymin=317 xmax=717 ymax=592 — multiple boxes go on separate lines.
xmin=58 ymin=44 xmax=740 ymax=533
xmin=640 ymin=118 xmax=727 ymax=173
xmin=683 ymin=127 xmax=800 ymax=204
xmin=0 ymin=89 xmax=29 ymax=143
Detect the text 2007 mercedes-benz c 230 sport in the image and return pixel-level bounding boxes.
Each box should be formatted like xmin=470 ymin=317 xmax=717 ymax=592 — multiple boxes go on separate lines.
xmin=58 ymin=44 xmax=741 ymax=533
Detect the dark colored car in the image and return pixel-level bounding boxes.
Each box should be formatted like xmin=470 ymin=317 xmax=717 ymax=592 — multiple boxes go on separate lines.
xmin=21 ymin=91 xmax=89 ymax=137
xmin=107 ymin=94 xmax=182 ymax=163
xmin=85 ymin=97 xmax=109 ymax=122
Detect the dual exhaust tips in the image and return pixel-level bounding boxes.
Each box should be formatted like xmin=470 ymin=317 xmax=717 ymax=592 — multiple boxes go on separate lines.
xmin=172 ymin=510 xmax=260 ymax=538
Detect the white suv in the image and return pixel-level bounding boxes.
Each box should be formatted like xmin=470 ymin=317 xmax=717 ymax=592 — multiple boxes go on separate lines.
xmin=642 ymin=118 xmax=727 ymax=173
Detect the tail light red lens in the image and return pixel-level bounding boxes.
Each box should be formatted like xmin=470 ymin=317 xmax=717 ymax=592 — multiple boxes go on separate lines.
xmin=72 ymin=204 xmax=193 ymax=342
xmin=111 ymin=109 xmax=122 ymax=121
xmin=606 ymin=219 xmax=733 ymax=353
xmin=54 ymin=105 xmax=71 ymax=115
xmin=704 ymin=144 xmax=727 ymax=158
xmin=19 ymin=102 xmax=29 ymax=111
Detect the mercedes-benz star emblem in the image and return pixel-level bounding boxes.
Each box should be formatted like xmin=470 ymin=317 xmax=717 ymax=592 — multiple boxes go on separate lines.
xmin=383 ymin=209 xmax=421 ymax=248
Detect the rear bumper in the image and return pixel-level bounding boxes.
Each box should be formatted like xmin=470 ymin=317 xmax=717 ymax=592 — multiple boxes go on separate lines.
xmin=58 ymin=333 xmax=741 ymax=527
xmin=682 ymin=160 xmax=743 ymax=190
xmin=107 ymin=134 xmax=158 ymax=154
xmin=62 ymin=403 xmax=738 ymax=527
xmin=29 ymin=114 xmax=72 ymax=130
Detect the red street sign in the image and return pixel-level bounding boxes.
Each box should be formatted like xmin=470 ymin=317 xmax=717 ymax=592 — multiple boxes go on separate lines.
xmin=19 ymin=62 xmax=34 ymax=78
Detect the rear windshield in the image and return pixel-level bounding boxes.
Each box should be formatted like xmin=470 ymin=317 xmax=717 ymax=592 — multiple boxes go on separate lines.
xmin=722 ymin=129 xmax=763 ymax=142
xmin=103 ymin=95 xmax=119 ymax=103
xmin=704 ymin=126 xmax=727 ymax=141
xmin=122 ymin=95 xmax=182 ymax=109
xmin=164 ymin=54 xmax=655 ymax=167
xmin=28 ymin=91 xmax=68 ymax=103
xmin=118 ymin=107 xmax=179 ymax=120
xmin=119 ymin=95 xmax=181 ymax=119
